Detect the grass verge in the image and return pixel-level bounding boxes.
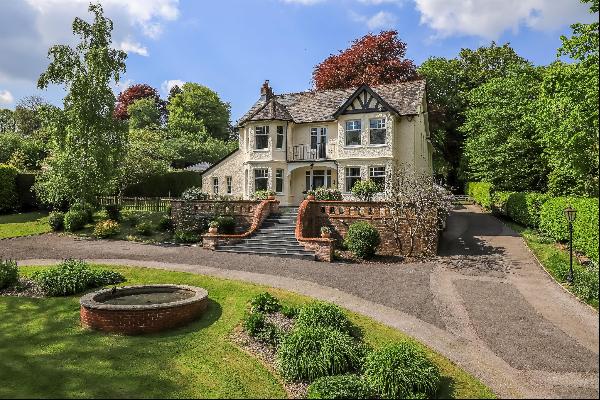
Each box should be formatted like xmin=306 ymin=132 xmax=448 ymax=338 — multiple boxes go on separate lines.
xmin=1 ymin=265 xmax=494 ymax=399
xmin=0 ymin=212 xmax=50 ymax=239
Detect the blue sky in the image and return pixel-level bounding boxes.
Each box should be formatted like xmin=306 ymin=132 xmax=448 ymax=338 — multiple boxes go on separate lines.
xmin=0 ymin=0 xmax=596 ymax=121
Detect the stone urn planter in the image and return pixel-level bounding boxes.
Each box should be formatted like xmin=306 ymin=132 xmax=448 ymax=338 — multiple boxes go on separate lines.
xmin=320 ymin=227 xmax=331 ymax=238
xmin=267 ymin=195 xmax=276 ymax=200
xmin=307 ymin=194 xmax=316 ymax=201
xmin=208 ymin=226 xmax=218 ymax=235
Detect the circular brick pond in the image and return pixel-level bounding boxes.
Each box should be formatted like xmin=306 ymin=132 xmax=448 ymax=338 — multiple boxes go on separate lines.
xmin=80 ymin=284 xmax=209 ymax=334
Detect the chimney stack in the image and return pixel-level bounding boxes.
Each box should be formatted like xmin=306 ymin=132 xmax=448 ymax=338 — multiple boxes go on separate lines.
xmin=260 ymin=79 xmax=273 ymax=101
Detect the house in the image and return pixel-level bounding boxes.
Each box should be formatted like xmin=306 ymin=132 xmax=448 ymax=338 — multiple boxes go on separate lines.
xmin=201 ymin=80 xmax=433 ymax=206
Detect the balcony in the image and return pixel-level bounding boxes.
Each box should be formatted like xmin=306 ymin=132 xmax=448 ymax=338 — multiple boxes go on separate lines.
xmin=291 ymin=143 xmax=335 ymax=161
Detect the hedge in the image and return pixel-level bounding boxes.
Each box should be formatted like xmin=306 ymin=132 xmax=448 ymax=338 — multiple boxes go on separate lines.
xmin=123 ymin=171 xmax=202 ymax=197
xmin=540 ymin=197 xmax=599 ymax=265
xmin=505 ymin=192 xmax=550 ymax=228
xmin=465 ymin=182 xmax=494 ymax=209
xmin=0 ymin=164 xmax=19 ymax=213
xmin=490 ymin=191 xmax=515 ymax=217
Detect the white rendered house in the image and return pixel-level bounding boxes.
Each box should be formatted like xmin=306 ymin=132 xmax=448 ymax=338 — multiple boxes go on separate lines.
xmin=201 ymin=80 xmax=433 ymax=206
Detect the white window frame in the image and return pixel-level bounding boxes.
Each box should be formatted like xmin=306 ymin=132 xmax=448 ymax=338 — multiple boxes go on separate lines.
xmin=226 ymin=176 xmax=232 ymax=194
xmin=369 ymin=118 xmax=386 ymax=145
xmin=369 ymin=166 xmax=386 ymax=192
xmin=275 ymin=169 xmax=284 ymax=193
xmin=254 ymin=168 xmax=269 ymax=191
xmin=344 ymin=167 xmax=361 ymax=193
xmin=276 ymin=126 xmax=285 ymax=150
xmin=345 ymin=120 xmax=361 ymax=146
xmin=255 ymin=126 xmax=269 ymax=150
xmin=212 ymin=177 xmax=219 ymax=194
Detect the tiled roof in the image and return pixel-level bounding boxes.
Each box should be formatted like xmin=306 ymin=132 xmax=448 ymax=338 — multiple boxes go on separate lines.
xmin=238 ymin=80 xmax=425 ymax=125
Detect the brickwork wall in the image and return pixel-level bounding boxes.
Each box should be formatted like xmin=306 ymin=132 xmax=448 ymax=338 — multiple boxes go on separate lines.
xmin=171 ymin=200 xmax=261 ymax=233
xmin=301 ymin=200 xmax=439 ymax=257
xmin=80 ymin=298 xmax=208 ymax=335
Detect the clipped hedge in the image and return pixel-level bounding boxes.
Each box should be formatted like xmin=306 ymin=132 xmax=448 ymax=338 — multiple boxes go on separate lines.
xmin=465 ymin=182 xmax=494 ymax=209
xmin=123 ymin=171 xmax=202 ymax=197
xmin=490 ymin=191 xmax=515 ymax=217
xmin=540 ymin=197 xmax=599 ymax=264
xmin=0 ymin=164 xmax=19 ymax=213
xmin=505 ymin=192 xmax=550 ymax=228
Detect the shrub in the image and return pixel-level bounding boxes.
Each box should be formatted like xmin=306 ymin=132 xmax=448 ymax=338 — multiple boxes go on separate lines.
xmin=250 ymin=292 xmax=281 ymax=313
xmin=363 ymin=341 xmax=440 ymax=399
xmin=351 ymin=180 xmax=379 ymax=202
xmin=277 ymin=326 xmax=363 ymax=382
xmin=181 ymin=186 xmax=209 ymax=201
xmin=32 ymin=259 xmax=125 ymax=296
xmin=506 ymin=192 xmax=550 ymax=228
xmin=173 ymin=229 xmax=200 ymax=243
xmin=490 ymin=191 xmax=515 ymax=217
xmin=540 ymin=197 xmax=599 ymax=265
xmin=344 ymin=221 xmax=380 ymax=259
xmin=296 ymin=301 xmax=355 ymax=336
xmin=0 ymin=164 xmax=19 ymax=213
xmin=0 ymin=259 xmax=19 ymax=289
xmin=48 ymin=211 xmax=65 ymax=231
xmin=465 ymin=182 xmax=494 ymax=209
xmin=243 ymin=311 xmax=266 ymax=336
xmin=254 ymin=190 xmax=275 ymax=200
xmin=216 ymin=216 xmax=236 ymax=234
xmin=93 ymin=220 xmax=120 ymax=238
xmin=307 ymin=374 xmax=372 ymax=399
xmin=315 ymin=187 xmax=343 ymax=201
xmin=104 ymin=204 xmax=122 ymax=221
xmin=158 ymin=215 xmax=173 ymax=231
xmin=281 ymin=304 xmax=300 ymax=319
xmin=70 ymin=202 xmax=95 ymax=223
xmin=135 ymin=221 xmax=154 ymax=236
xmin=63 ymin=209 xmax=88 ymax=232
xmin=242 ymin=311 xmax=285 ymax=347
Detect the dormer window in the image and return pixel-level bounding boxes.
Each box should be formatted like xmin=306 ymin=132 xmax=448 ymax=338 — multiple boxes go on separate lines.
xmin=345 ymin=120 xmax=361 ymax=146
xmin=255 ymin=126 xmax=269 ymax=149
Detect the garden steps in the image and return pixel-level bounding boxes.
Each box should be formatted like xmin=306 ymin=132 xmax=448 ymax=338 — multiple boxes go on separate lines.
xmin=215 ymin=208 xmax=315 ymax=260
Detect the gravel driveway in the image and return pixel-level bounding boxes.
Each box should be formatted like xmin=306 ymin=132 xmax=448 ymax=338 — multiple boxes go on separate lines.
xmin=1 ymin=205 xmax=598 ymax=398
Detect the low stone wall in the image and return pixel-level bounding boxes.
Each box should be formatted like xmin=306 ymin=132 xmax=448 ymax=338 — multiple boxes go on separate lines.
xmin=171 ymin=200 xmax=262 ymax=233
xmin=299 ymin=200 xmax=439 ymax=257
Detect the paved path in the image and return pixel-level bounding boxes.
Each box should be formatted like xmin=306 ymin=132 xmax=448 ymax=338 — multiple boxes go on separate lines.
xmin=1 ymin=205 xmax=598 ymax=398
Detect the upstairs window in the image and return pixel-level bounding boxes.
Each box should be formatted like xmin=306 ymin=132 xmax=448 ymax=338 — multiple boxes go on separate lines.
xmin=369 ymin=118 xmax=386 ymax=145
xmin=226 ymin=176 xmax=232 ymax=194
xmin=255 ymin=126 xmax=269 ymax=150
xmin=213 ymin=177 xmax=219 ymax=194
xmin=276 ymin=126 xmax=285 ymax=150
xmin=345 ymin=120 xmax=361 ymax=146
xmin=345 ymin=167 xmax=361 ymax=192
xmin=275 ymin=169 xmax=284 ymax=193
xmin=369 ymin=166 xmax=386 ymax=191
xmin=254 ymin=168 xmax=268 ymax=191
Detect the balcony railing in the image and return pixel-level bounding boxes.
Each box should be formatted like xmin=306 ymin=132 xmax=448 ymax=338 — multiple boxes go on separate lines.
xmin=291 ymin=143 xmax=335 ymax=161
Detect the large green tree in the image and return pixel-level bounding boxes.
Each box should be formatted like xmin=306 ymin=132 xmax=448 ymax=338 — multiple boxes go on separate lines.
xmin=127 ymin=97 xmax=162 ymax=130
xmin=418 ymin=43 xmax=530 ymax=187
xmin=35 ymin=3 xmax=127 ymax=206
xmin=461 ymin=66 xmax=548 ymax=191
xmin=535 ymin=0 xmax=598 ymax=196
xmin=167 ymin=82 xmax=231 ymax=140
xmin=0 ymin=109 xmax=16 ymax=133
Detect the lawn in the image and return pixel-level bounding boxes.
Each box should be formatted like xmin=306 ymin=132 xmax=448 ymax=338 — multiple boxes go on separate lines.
xmin=0 ymin=212 xmax=50 ymax=239
xmin=506 ymin=221 xmax=599 ymax=309
xmin=1 ymin=265 xmax=494 ymax=399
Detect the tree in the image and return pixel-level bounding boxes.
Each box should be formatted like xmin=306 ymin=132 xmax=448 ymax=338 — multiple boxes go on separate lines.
xmin=14 ymin=96 xmax=47 ymax=136
xmin=127 ymin=97 xmax=162 ymax=129
xmin=418 ymin=43 xmax=530 ymax=186
xmin=461 ymin=66 xmax=549 ymax=191
xmin=167 ymin=82 xmax=231 ymax=140
xmin=114 ymin=83 xmax=164 ymax=121
xmin=167 ymin=129 xmax=237 ymax=168
xmin=313 ymin=30 xmax=418 ymax=90
xmin=35 ymin=3 xmax=127 ymax=206
xmin=0 ymin=109 xmax=16 ymax=133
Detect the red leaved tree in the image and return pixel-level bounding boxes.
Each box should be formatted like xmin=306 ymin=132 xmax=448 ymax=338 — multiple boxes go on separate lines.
xmin=313 ymin=31 xmax=419 ymax=90
xmin=114 ymin=84 xmax=165 ymax=120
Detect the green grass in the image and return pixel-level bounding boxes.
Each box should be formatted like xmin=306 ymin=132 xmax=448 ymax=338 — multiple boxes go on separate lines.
xmin=0 ymin=266 xmax=494 ymax=399
xmin=0 ymin=212 xmax=50 ymax=239
xmin=506 ymin=221 xmax=599 ymax=309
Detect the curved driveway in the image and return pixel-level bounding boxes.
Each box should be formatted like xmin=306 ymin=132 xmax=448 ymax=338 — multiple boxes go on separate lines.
xmin=1 ymin=205 xmax=598 ymax=398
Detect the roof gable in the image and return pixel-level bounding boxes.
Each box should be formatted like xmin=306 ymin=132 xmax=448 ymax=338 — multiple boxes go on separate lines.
xmin=333 ymin=85 xmax=396 ymax=118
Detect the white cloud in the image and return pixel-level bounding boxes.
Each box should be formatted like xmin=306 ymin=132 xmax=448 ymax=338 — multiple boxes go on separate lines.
xmin=161 ymin=79 xmax=185 ymax=95
xmin=113 ymin=78 xmax=133 ymax=95
xmin=414 ymin=0 xmax=595 ymax=39
xmin=351 ymin=10 xmax=397 ymax=30
xmin=0 ymin=89 xmax=14 ymax=105
xmin=118 ymin=38 xmax=149 ymax=56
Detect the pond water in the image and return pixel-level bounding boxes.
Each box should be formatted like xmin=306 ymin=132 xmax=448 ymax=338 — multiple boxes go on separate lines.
xmin=103 ymin=289 xmax=195 ymax=305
